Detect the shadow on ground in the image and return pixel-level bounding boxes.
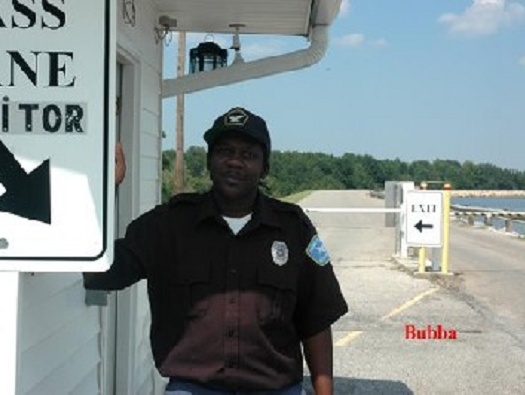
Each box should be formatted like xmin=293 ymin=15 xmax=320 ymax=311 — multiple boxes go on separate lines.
xmin=303 ymin=376 xmax=414 ymax=394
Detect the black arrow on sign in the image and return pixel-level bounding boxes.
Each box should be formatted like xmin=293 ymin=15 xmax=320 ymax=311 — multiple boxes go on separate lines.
xmin=0 ymin=139 xmax=51 ymax=224
xmin=414 ymin=219 xmax=433 ymax=233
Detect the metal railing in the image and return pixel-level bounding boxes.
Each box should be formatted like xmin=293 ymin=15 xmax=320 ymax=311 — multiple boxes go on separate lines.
xmin=451 ymin=205 xmax=525 ymax=233
xmin=451 ymin=205 xmax=525 ymax=218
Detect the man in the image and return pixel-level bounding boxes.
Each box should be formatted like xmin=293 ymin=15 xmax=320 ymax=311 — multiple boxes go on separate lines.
xmin=84 ymin=107 xmax=348 ymax=395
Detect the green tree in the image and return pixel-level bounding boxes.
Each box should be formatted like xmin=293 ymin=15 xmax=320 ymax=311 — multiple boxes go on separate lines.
xmin=161 ymin=147 xmax=525 ymax=201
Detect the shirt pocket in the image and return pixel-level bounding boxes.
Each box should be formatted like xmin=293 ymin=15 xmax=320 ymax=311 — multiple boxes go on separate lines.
xmin=256 ymin=262 xmax=298 ymax=326
xmin=168 ymin=259 xmax=211 ymax=319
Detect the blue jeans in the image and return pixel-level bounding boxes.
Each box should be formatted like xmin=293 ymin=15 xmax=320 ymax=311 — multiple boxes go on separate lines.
xmin=165 ymin=379 xmax=305 ymax=395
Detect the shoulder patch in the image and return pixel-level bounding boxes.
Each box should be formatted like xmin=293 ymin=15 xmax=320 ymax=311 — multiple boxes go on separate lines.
xmin=306 ymin=235 xmax=330 ymax=266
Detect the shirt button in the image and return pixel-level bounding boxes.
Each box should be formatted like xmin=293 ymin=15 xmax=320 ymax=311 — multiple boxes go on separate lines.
xmin=227 ymin=329 xmax=235 ymax=337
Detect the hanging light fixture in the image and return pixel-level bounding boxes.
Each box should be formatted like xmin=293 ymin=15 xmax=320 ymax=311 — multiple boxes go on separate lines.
xmin=189 ymin=35 xmax=228 ymax=73
xmin=230 ymin=23 xmax=245 ymax=65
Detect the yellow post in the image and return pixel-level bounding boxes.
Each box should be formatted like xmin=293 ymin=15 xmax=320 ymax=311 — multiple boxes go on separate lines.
xmin=417 ymin=181 xmax=428 ymax=274
xmin=441 ymin=183 xmax=451 ymax=274
xmin=418 ymin=247 xmax=427 ymax=274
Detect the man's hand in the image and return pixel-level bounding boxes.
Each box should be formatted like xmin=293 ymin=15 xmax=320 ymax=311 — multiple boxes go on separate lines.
xmin=115 ymin=142 xmax=126 ymax=186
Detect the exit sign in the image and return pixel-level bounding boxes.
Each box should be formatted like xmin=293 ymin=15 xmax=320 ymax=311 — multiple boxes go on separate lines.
xmin=405 ymin=190 xmax=444 ymax=247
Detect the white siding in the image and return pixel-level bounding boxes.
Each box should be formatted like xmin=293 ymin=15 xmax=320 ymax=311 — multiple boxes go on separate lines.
xmin=16 ymin=0 xmax=165 ymax=394
xmin=140 ymin=79 xmax=163 ymax=211
xmin=17 ymin=273 xmax=100 ymax=395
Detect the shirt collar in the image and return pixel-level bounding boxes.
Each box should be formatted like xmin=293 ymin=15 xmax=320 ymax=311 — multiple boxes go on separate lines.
xmin=195 ymin=190 xmax=281 ymax=230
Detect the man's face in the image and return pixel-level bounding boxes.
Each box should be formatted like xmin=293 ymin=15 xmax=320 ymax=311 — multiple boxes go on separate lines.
xmin=209 ymin=134 xmax=267 ymax=201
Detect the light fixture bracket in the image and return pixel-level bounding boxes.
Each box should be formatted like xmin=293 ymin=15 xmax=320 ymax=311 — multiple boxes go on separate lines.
xmin=155 ymin=15 xmax=178 ymax=44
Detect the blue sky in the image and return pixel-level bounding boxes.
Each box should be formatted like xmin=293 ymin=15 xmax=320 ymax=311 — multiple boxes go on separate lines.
xmin=162 ymin=0 xmax=525 ymax=171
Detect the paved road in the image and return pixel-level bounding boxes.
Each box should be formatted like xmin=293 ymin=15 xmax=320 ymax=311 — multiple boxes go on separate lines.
xmin=298 ymin=190 xmax=525 ymax=395
xmin=449 ymin=221 xmax=525 ymax=343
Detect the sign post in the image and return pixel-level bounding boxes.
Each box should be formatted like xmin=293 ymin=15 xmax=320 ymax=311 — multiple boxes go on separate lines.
xmin=0 ymin=1 xmax=115 ymax=272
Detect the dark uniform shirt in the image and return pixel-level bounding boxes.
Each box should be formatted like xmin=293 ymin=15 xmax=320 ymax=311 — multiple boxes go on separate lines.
xmin=84 ymin=191 xmax=348 ymax=391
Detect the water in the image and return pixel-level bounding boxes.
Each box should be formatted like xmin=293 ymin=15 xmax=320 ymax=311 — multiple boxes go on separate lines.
xmin=451 ymin=196 xmax=525 ymax=236
xmin=452 ymin=197 xmax=525 ymax=212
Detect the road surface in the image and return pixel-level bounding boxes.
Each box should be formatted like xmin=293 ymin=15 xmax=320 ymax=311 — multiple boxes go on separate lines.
xmin=298 ymin=190 xmax=525 ymax=394
xmin=449 ymin=221 xmax=525 ymax=343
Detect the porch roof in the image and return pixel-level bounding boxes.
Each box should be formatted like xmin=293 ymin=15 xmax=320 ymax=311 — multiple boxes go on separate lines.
xmin=153 ymin=0 xmax=342 ymax=36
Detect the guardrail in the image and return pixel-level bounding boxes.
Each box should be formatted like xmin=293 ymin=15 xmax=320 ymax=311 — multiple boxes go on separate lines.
xmin=451 ymin=205 xmax=525 ymax=218
xmin=451 ymin=205 xmax=525 ymax=233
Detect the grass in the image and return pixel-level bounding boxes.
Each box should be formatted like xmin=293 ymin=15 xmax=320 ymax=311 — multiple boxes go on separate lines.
xmin=278 ymin=190 xmax=313 ymax=204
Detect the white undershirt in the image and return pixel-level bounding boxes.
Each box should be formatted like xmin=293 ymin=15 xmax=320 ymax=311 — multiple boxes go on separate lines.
xmin=222 ymin=213 xmax=252 ymax=235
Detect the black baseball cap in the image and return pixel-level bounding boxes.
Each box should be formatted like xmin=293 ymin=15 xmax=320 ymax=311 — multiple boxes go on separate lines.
xmin=203 ymin=107 xmax=271 ymax=158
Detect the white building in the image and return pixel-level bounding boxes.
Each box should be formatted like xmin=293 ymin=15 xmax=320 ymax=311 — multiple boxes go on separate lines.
xmin=0 ymin=1 xmax=342 ymax=393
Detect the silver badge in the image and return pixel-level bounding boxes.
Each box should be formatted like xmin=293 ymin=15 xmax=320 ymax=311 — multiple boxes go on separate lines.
xmin=271 ymin=241 xmax=289 ymax=266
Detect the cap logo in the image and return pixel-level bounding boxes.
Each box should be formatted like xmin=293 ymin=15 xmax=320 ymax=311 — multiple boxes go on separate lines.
xmin=224 ymin=108 xmax=248 ymax=127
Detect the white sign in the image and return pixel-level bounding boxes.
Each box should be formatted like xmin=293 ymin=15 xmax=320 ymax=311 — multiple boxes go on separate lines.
xmin=405 ymin=190 xmax=443 ymax=247
xmin=0 ymin=1 xmax=116 ymax=271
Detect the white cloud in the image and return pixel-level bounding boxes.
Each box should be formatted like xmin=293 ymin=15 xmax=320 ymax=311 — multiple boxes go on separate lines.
xmin=438 ymin=0 xmax=525 ymax=37
xmin=339 ymin=0 xmax=351 ymax=17
xmin=519 ymin=55 xmax=525 ymax=65
xmin=340 ymin=33 xmax=365 ymax=47
xmin=336 ymin=33 xmax=387 ymax=48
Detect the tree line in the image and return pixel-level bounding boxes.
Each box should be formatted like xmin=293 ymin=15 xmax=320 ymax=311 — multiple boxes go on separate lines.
xmin=162 ymin=147 xmax=525 ymax=202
